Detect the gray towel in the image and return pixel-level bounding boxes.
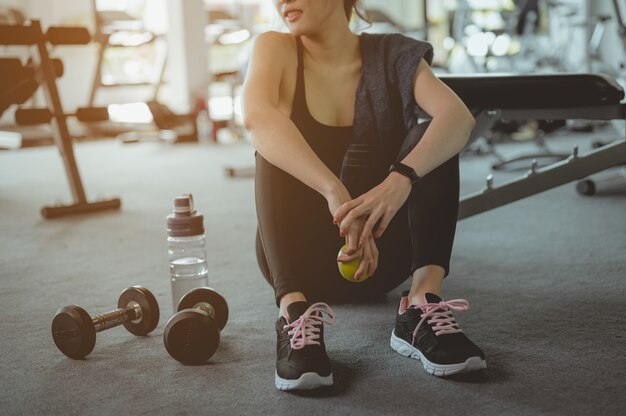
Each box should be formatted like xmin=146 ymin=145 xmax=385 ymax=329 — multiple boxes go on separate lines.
xmin=341 ymin=32 xmax=434 ymax=197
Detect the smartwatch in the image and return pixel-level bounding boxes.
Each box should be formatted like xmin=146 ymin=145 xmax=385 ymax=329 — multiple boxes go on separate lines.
xmin=389 ymin=162 xmax=420 ymax=185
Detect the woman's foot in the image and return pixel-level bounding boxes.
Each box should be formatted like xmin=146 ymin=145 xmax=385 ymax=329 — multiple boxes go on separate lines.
xmin=391 ymin=291 xmax=486 ymax=376
xmin=275 ymin=301 xmax=336 ymax=390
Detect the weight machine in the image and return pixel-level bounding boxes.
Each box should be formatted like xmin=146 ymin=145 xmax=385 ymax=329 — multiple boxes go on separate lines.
xmin=430 ymin=72 xmax=626 ymax=218
xmin=0 ymin=20 xmax=121 ymax=219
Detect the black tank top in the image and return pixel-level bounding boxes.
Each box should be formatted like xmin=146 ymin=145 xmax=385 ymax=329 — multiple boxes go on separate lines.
xmin=291 ymin=36 xmax=352 ymax=176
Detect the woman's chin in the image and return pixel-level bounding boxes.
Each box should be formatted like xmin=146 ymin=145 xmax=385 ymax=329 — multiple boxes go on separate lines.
xmin=285 ymin=20 xmax=314 ymax=36
xmin=288 ymin=26 xmax=314 ymax=37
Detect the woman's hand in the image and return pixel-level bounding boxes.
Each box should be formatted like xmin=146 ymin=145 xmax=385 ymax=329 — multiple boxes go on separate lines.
xmin=333 ymin=172 xmax=413 ymax=248
xmin=337 ymin=217 xmax=379 ymax=281
xmin=326 ymin=183 xmax=378 ymax=279
xmin=326 ymin=182 xmax=359 ymax=250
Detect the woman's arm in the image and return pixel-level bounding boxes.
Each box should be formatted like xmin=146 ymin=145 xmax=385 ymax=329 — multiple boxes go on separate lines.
xmin=397 ymin=58 xmax=475 ymax=178
xmin=334 ymin=59 xmax=475 ymax=246
xmin=243 ymin=32 xmax=376 ymax=278
xmin=242 ymin=32 xmax=348 ymax=204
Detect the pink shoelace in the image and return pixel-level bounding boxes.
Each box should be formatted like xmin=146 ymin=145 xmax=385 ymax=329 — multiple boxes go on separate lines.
xmin=410 ymin=299 xmax=470 ymax=345
xmin=284 ymin=303 xmax=336 ymax=350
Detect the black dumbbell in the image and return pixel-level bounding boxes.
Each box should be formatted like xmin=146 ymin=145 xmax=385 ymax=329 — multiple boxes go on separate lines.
xmin=51 ymin=286 xmax=160 ymax=359
xmin=163 ymin=287 xmax=228 ymax=365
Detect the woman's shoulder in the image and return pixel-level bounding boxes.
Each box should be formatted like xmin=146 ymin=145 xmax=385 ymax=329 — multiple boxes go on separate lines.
xmin=360 ymin=32 xmax=433 ymax=68
xmin=361 ymin=32 xmax=430 ymax=50
xmin=252 ymin=30 xmax=297 ymax=60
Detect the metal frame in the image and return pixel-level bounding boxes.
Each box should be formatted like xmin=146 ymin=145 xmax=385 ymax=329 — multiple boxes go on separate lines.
xmin=456 ymin=103 xmax=626 ymax=219
xmin=88 ymin=0 xmax=167 ymax=107
xmin=613 ymin=0 xmax=626 ymax=35
xmin=1 ymin=20 xmax=121 ymax=218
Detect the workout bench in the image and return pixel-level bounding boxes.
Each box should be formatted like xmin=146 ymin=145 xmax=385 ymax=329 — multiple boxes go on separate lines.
xmin=0 ymin=20 xmax=121 ymax=219
xmin=430 ymin=73 xmax=626 ymax=219
xmin=228 ymin=72 xmax=625 ymax=219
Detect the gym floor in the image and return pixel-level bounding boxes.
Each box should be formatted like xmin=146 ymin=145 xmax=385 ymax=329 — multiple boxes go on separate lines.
xmin=0 ymin=127 xmax=625 ymax=415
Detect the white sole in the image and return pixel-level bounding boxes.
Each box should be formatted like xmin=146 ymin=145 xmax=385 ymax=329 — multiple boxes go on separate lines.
xmin=275 ymin=371 xmax=333 ymax=391
xmin=390 ymin=330 xmax=487 ymax=377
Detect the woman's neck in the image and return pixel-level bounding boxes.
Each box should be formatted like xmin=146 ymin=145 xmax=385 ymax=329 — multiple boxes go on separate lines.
xmin=300 ymin=27 xmax=360 ymax=68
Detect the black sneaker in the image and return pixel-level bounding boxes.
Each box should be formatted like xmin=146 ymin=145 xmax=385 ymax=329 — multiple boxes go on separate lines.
xmin=390 ymin=291 xmax=486 ymax=376
xmin=275 ymin=301 xmax=335 ymax=390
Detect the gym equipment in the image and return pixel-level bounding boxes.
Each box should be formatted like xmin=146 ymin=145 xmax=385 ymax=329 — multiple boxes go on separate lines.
xmin=576 ymin=166 xmax=626 ymax=195
xmin=163 ymin=287 xmax=228 ymax=365
xmin=614 ymin=0 xmax=626 ymax=47
xmin=337 ymin=244 xmax=369 ymax=282
xmin=0 ymin=59 xmax=38 ymax=115
xmin=0 ymin=6 xmax=26 ymax=25
xmin=612 ymin=0 xmax=626 ymax=77
xmin=569 ymin=0 xmax=626 ymax=196
xmin=418 ymin=72 xmax=626 ymax=218
xmin=0 ymin=24 xmax=90 ymax=46
xmin=0 ymin=20 xmax=121 ymax=219
xmin=88 ymin=0 xmax=167 ymax=107
xmin=224 ymin=166 xmax=255 ymax=178
xmin=460 ymin=143 xmax=625 ymax=218
xmin=146 ymin=100 xmax=197 ymax=142
xmin=51 ymin=286 xmax=160 ymax=359
xmin=113 ymin=100 xmax=199 ymax=144
xmin=14 ymin=107 xmax=109 ymax=125
xmin=448 ymin=0 xmax=621 ymax=170
xmin=0 ymin=58 xmax=63 ymax=115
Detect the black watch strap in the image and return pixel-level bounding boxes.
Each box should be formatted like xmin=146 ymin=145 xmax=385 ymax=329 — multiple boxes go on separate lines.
xmin=389 ymin=162 xmax=420 ymax=185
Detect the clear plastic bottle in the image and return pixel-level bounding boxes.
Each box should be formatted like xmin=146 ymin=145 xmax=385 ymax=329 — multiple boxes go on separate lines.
xmin=194 ymin=98 xmax=213 ymax=143
xmin=166 ymin=194 xmax=209 ymax=311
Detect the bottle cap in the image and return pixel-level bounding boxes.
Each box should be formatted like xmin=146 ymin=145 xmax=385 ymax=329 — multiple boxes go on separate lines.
xmin=167 ymin=194 xmax=205 ymax=237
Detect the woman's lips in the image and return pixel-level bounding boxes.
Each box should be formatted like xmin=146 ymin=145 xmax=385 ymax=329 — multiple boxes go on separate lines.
xmin=285 ymin=10 xmax=302 ymax=23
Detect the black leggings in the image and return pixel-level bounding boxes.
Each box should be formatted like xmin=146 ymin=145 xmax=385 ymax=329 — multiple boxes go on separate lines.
xmin=254 ymin=150 xmax=460 ymax=307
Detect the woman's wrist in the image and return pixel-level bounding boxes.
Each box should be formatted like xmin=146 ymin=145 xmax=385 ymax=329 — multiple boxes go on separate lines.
xmin=323 ymin=179 xmax=349 ymax=202
xmin=387 ymin=171 xmax=413 ymax=190
xmin=324 ymin=179 xmax=352 ymax=218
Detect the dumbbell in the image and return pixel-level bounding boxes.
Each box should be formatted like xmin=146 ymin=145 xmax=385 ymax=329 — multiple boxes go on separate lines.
xmin=163 ymin=287 xmax=228 ymax=365
xmin=51 ymin=286 xmax=160 ymax=359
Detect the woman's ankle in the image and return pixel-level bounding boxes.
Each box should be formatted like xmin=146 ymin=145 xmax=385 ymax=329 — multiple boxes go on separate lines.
xmin=279 ymin=292 xmax=307 ymax=318
xmin=408 ymin=265 xmax=444 ymax=306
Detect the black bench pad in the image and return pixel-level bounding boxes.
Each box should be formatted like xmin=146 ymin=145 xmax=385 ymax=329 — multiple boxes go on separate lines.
xmin=439 ymin=73 xmax=624 ymax=109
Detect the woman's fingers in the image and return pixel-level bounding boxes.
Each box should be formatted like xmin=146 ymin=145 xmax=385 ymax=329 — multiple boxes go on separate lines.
xmin=338 ymin=208 xmax=361 ymax=237
xmin=359 ymin=210 xmax=383 ymax=248
xmin=354 ymin=239 xmax=371 ymax=281
xmin=368 ymin=236 xmax=379 ymax=275
xmin=342 ymin=223 xmax=360 ymax=255
xmin=333 ymin=198 xmax=361 ymax=224
xmin=372 ymin=213 xmax=393 ymax=239
xmin=337 ymin=247 xmax=361 ymax=262
xmin=338 ymin=203 xmax=370 ymax=237
xmin=355 ymin=235 xmax=380 ymax=280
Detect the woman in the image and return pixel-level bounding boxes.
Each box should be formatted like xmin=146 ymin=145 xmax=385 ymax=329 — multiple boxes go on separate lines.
xmin=242 ymin=0 xmax=486 ymax=391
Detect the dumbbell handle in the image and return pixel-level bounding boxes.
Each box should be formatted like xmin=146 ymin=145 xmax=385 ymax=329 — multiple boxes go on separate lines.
xmin=192 ymin=302 xmax=215 ymax=320
xmin=92 ymin=302 xmax=142 ymax=333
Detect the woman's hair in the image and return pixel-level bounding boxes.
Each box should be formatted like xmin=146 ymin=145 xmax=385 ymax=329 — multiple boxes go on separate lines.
xmin=344 ymin=0 xmax=370 ymax=23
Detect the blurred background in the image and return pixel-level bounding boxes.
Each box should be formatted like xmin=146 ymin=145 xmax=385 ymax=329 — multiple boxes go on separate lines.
xmin=1 ymin=3 xmax=625 ymax=414
xmin=1 ymin=0 xmax=625 ymax=149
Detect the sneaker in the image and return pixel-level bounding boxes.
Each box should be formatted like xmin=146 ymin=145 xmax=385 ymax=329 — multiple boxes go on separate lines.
xmin=390 ymin=291 xmax=486 ymax=376
xmin=275 ymin=301 xmax=335 ymax=390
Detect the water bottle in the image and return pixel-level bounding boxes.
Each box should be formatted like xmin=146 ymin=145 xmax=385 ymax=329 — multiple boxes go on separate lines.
xmin=194 ymin=98 xmax=213 ymax=143
xmin=166 ymin=194 xmax=209 ymax=311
